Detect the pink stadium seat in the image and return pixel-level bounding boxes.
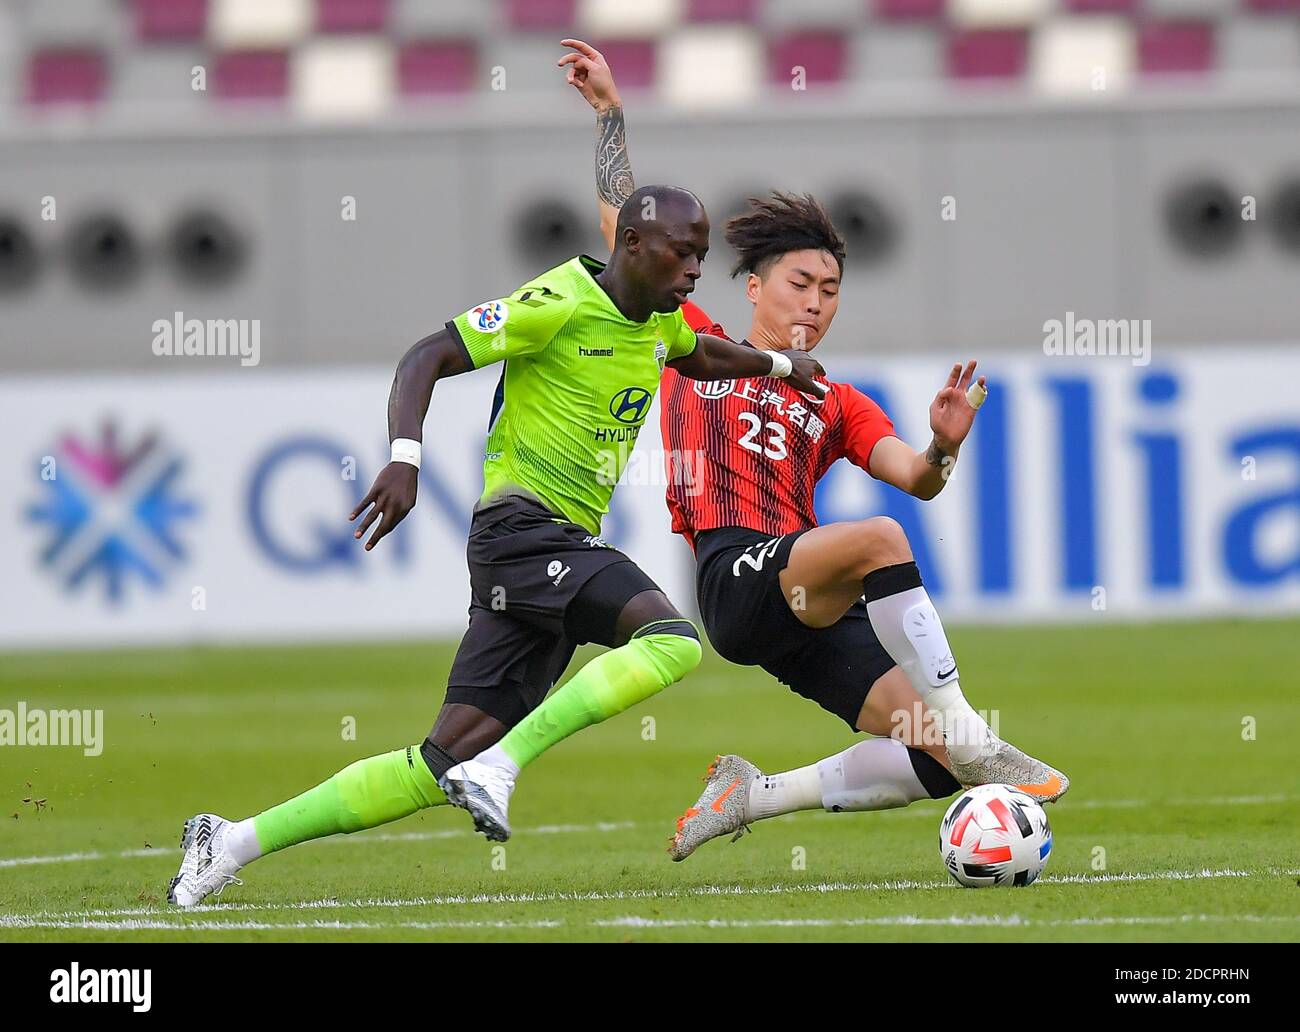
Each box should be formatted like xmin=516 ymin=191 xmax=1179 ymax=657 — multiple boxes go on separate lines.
xmin=769 ymin=32 xmax=848 ymax=85
xmin=398 ymin=40 xmax=477 ymax=96
xmin=1139 ymin=22 xmax=1215 ymax=75
xmin=948 ymin=29 xmax=1028 ymax=80
xmin=316 ymin=0 xmax=390 ymax=34
xmin=688 ymin=0 xmax=759 ymax=20
xmin=27 ymin=49 xmax=107 ymax=105
xmin=505 ymin=0 xmax=577 ymax=30
xmin=1246 ymin=0 xmax=1300 ymax=11
xmin=214 ymin=50 xmax=290 ymax=100
xmin=132 ymin=0 xmax=208 ymax=41
xmin=1064 ymin=0 xmax=1138 ymax=12
xmin=588 ymin=40 xmax=656 ymax=90
xmin=874 ymin=0 xmax=947 ymax=20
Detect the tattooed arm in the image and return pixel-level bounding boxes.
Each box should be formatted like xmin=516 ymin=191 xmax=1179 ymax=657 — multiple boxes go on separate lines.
xmin=558 ymin=38 xmax=634 ymax=252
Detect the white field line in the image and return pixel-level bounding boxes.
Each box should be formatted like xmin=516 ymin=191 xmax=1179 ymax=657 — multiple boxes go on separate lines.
xmin=4 ymin=912 xmax=1299 ymax=933
xmin=0 ymin=819 xmax=637 ymax=869
xmin=595 ymin=913 xmax=1300 ymax=930
xmin=4 ymin=789 xmax=1298 ymax=870
xmin=0 ymin=917 xmax=563 ymax=932
xmin=5 ymin=867 xmax=1290 ymax=924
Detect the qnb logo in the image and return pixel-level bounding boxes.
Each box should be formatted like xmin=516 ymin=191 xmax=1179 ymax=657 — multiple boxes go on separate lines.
xmin=26 ymin=422 xmax=198 ymax=603
xmin=49 ymin=964 xmax=151 ymax=1012
xmin=609 ymin=386 xmax=652 ymax=425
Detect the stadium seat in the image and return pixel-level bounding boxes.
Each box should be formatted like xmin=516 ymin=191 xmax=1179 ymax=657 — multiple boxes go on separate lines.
xmin=213 ymin=49 xmax=291 ymax=101
xmin=505 ymin=0 xmax=578 ymax=31
xmin=590 ymin=39 xmax=658 ymax=89
xmin=759 ymin=0 xmax=863 ymax=31
xmin=396 ymin=39 xmax=477 ymax=96
xmin=1063 ymin=0 xmax=1138 ymax=13
xmin=1145 ymin=0 xmax=1235 ymax=17
xmin=950 ymin=0 xmax=1052 ymax=29
xmin=1220 ymin=15 xmax=1300 ymax=77
xmin=873 ymin=0 xmax=947 ymax=20
xmin=131 ymin=0 xmax=209 ymax=42
xmin=479 ymin=33 xmax=571 ymax=94
xmin=1139 ymin=22 xmax=1215 ymax=76
xmin=769 ymin=31 xmax=849 ymax=86
xmin=294 ymin=37 xmax=393 ymax=119
xmin=1031 ymin=17 xmax=1135 ymax=95
xmin=948 ymin=28 xmax=1029 ymax=79
xmin=210 ymin=0 xmax=312 ymax=49
xmin=659 ymin=26 xmax=761 ymax=107
xmin=27 ymin=49 xmax=108 ymax=105
xmin=395 ymin=0 xmax=493 ymax=41
xmin=852 ymin=23 xmax=946 ymax=85
xmin=579 ymin=0 xmax=683 ymax=38
xmin=315 ymin=0 xmax=390 ymax=34
xmin=22 ymin=0 xmax=119 ymax=48
xmin=688 ymin=0 xmax=760 ymax=22
xmin=115 ymin=46 xmax=209 ymax=108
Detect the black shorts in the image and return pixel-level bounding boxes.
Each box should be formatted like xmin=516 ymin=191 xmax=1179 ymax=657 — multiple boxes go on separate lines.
xmin=445 ymin=495 xmax=662 ymax=727
xmin=695 ymin=527 xmax=896 ymax=731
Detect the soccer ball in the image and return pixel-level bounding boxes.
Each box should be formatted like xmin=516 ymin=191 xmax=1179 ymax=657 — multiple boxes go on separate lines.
xmin=939 ymin=784 xmax=1052 ymax=887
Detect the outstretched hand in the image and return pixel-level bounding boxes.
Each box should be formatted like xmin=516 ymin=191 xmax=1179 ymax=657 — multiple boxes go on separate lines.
xmin=929 ymin=360 xmax=985 ymax=451
xmin=557 ymin=38 xmax=621 ymax=112
xmin=349 ymin=461 xmax=418 ymax=551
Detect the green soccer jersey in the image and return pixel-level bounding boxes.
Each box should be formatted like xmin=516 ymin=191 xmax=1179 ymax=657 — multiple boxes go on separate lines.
xmin=448 ymin=255 xmax=698 ymax=535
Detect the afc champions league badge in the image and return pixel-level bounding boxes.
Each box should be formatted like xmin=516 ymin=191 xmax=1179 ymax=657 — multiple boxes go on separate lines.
xmin=471 ymin=300 xmax=509 ymax=333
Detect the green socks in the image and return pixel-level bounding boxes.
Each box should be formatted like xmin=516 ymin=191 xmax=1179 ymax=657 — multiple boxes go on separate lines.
xmin=251 ymin=745 xmax=446 ymax=856
xmin=496 ymin=628 xmax=702 ymax=770
xmin=240 ymin=627 xmax=701 ymax=860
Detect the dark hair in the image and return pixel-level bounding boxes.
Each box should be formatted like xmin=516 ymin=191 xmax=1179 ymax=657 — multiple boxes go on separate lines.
xmin=724 ymin=192 xmax=846 ymax=279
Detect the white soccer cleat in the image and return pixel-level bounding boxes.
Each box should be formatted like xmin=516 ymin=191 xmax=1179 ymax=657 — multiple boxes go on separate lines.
xmin=440 ymin=759 xmax=515 ymax=842
xmin=668 ymin=754 xmax=759 ymax=862
xmin=167 ymin=813 xmax=244 ymax=908
xmin=950 ymin=740 xmax=1070 ymax=804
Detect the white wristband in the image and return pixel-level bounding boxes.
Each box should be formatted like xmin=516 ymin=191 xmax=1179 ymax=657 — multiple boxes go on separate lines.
xmin=768 ymin=350 xmax=793 ymax=378
xmin=390 ymin=438 xmax=421 ymax=469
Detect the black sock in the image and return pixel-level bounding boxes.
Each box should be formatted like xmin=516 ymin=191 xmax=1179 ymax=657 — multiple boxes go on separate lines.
xmin=862 ymin=560 xmax=923 ymax=602
xmin=419 ymin=739 xmax=459 ymax=780
xmin=907 ymin=747 xmax=962 ymax=798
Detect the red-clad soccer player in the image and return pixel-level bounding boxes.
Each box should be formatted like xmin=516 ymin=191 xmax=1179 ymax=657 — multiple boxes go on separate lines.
xmin=560 ymin=41 xmax=1069 ymax=861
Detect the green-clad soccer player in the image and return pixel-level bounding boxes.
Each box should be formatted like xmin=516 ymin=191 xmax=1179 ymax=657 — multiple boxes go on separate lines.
xmin=167 ymin=185 xmax=826 ymax=906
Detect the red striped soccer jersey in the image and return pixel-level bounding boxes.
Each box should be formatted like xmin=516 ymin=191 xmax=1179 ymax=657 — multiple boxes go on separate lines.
xmin=661 ymin=301 xmax=897 ymax=547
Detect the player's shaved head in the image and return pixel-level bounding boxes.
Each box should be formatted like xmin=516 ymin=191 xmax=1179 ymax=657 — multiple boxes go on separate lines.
xmin=616 ymin=185 xmax=706 ymax=239
xmin=598 ymin=185 xmax=709 ymax=319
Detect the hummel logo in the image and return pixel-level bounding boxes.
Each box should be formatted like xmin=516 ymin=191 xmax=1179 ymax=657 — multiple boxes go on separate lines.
xmin=579 ymin=346 xmax=614 ymax=357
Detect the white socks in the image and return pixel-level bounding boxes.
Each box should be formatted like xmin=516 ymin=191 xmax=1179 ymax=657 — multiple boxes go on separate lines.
xmin=864 ymin=582 xmax=995 ymax=765
xmin=473 ymin=743 xmax=521 ymax=780
xmin=748 ymin=765 xmax=822 ymax=819
xmin=747 ymin=739 xmax=932 ymax=819
xmin=224 ymin=818 xmax=261 ymax=866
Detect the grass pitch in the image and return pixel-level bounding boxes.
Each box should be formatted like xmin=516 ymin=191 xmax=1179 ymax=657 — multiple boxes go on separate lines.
xmin=2 ymin=619 xmax=1298 ymax=942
